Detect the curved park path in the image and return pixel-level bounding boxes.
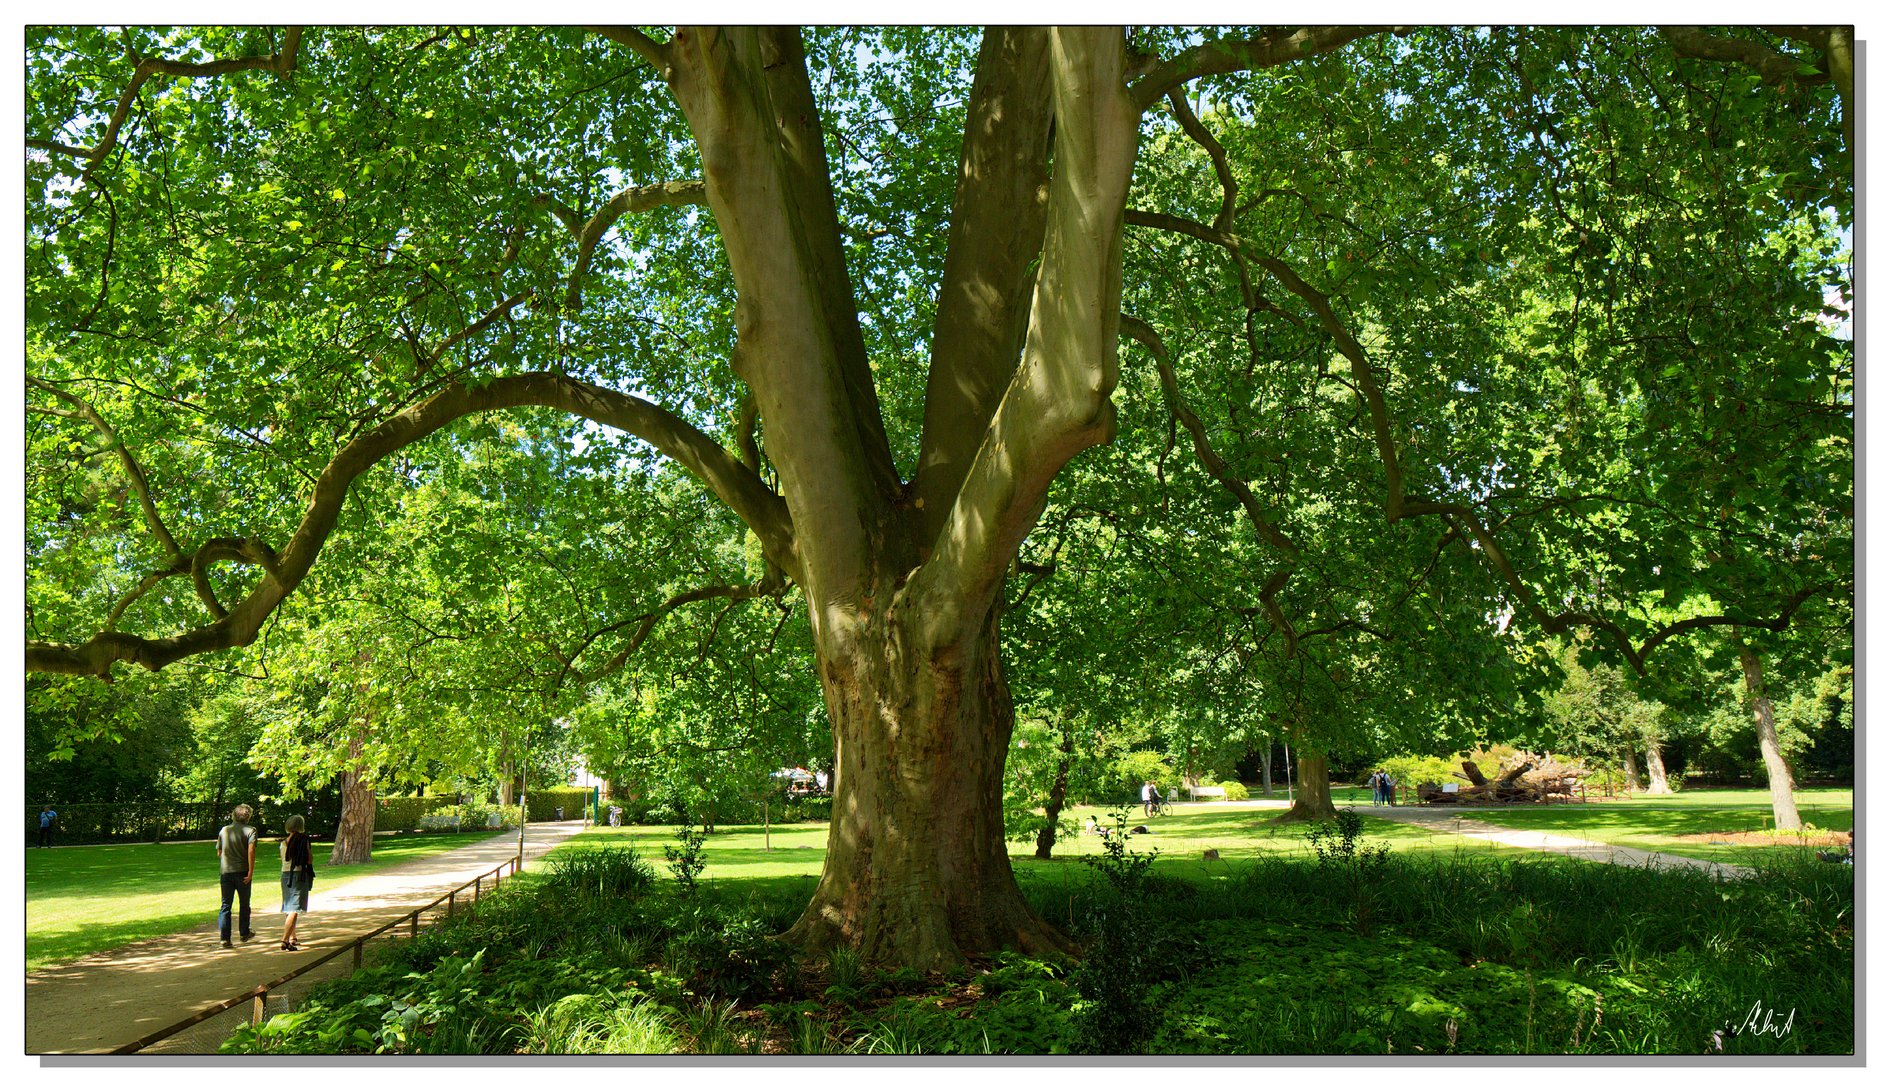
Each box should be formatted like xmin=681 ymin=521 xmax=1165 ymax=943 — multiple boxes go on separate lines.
xmin=26 ymin=820 xmax=586 ymax=1055
xmin=1347 ymin=803 xmax=1755 ymax=879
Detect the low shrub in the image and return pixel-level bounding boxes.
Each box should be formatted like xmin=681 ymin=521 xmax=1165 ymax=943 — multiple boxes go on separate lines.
xmin=1219 ymin=780 xmax=1250 ymax=801
xmin=663 ymin=906 xmax=801 ymax=1001
xmin=545 ymin=845 xmax=656 ymax=898
xmin=1071 ymin=808 xmax=1166 ymax=1054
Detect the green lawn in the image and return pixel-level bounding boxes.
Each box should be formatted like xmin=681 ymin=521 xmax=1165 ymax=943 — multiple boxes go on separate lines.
xmin=545 ymin=800 xmax=1576 ymax=896
xmin=1452 ymin=787 xmax=1853 ymax=867
xmin=25 ymin=831 xmax=496 ymax=971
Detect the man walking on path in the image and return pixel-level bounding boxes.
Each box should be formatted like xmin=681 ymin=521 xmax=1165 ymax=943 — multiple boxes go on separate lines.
xmin=215 ymin=805 xmax=258 ymax=947
xmin=38 ymin=805 xmax=58 ymax=847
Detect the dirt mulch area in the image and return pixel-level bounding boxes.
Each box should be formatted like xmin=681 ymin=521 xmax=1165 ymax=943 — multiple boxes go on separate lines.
xmin=1675 ymin=830 xmax=1849 ymax=847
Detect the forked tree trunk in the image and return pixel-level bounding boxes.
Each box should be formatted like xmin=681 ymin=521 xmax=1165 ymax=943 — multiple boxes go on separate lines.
xmin=329 ymin=750 xmax=376 ymax=865
xmin=1621 ymin=745 xmax=1642 ymax=793
xmin=1739 ymin=646 xmax=1803 ymax=831
xmin=1271 ymin=753 xmax=1336 ymax=822
xmin=782 ymin=615 xmax=1071 ymax=969
xmin=1643 ymin=738 xmax=1672 ymax=795
xmin=1260 ymin=743 xmax=1273 ymax=796
xmin=1034 ymin=725 xmax=1074 ymax=859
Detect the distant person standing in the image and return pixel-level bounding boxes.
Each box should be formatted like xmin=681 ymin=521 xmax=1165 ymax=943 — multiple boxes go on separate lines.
xmin=37 ymin=806 xmax=58 ymax=848
xmin=1141 ymin=781 xmax=1160 ymax=817
xmin=1382 ymin=771 xmax=1397 ymax=807
xmin=1369 ymin=771 xmax=1385 ymax=806
xmin=277 ymin=815 xmax=313 ymax=952
xmin=216 ymin=805 xmax=258 ymax=948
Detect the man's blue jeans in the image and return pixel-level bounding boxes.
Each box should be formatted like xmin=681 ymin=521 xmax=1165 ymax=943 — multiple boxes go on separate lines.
xmin=219 ymin=872 xmax=253 ymax=942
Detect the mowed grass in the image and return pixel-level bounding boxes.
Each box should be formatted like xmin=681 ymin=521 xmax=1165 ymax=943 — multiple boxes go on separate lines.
xmin=547 ymin=799 xmax=1579 ymax=897
xmin=25 ymin=831 xmax=495 ymax=971
xmin=1453 ymin=787 xmax=1854 ymax=868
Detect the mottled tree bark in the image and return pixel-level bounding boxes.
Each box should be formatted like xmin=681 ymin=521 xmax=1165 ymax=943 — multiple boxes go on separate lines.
xmin=782 ymin=612 xmax=1070 ymax=968
xmin=329 ymin=738 xmax=376 ymax=865
xmin=1621 ymin=745 xmax=1642 ymax=793
xmin=1260 ymin=742 xmax=1273 ymax=796
xmin=1739 ymin=646 xmax=1803 ymax=831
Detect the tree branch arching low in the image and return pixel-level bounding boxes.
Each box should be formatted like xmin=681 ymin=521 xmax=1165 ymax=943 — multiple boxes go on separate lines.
xmin=26 ymin=371 xmax=792 ymax=678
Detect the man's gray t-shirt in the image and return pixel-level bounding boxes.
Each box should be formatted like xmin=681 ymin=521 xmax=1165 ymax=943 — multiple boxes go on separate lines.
xmin=217 ymin=823 xmax=256 ymax=874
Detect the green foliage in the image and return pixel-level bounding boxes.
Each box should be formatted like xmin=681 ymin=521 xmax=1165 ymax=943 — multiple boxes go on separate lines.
xmin=663 ymin=908 xmax=802 ymax=1002
xmin=516 ymin=991 xmax=681 ymax=1054
xmin=212 ymin=822 xmax=1852 ymax=1056
xmin=1218 ymin=780 xmax=1249 ymax=801
xmin=1371 ymin=754 xmax=1456 ymax=792
xmin=662 ymin=813 xmax=709 ymax=897
xmin=545 ymin=845 xmax=656 ymax=898
xmin=1302 ymin=810 xmax=1394 ymax=935
xmin=1070 ymin=808 xmax=1166 ymax=1054
xmin=373 ymin=797 xmax=463 ymax=833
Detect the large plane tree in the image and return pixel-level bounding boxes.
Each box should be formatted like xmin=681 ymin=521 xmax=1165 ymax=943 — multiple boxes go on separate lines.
xmin=25 ymin=26 xmax=1851 ymax=966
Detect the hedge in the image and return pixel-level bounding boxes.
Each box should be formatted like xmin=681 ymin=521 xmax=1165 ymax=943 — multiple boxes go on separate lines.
xmin=24 ymin=797 xmax=334 ymax=845
xmin=523 ymin=788 xmax=591 ymax=823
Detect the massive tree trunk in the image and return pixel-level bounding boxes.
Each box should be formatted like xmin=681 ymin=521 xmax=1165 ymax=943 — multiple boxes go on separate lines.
xmin=1034 ymin=723 xmax=1074 ymax=859
xmin=329 ymin=738 xmax=376 ymax=865
xmin=654 ymin=26 xmax=1133 ymax=968
xmin=1643 ymin=738 xmax=1672 ymax=795
xmin=1621 ymin=745 xmax=1642 ymax=793
xmin=1271 ymin=753 xmax=1336 ymax=823
xmin=1739 ymin=646 xmax=1803 ymax=831
xmin=783 ymin=613 xmax=1071 ymax=968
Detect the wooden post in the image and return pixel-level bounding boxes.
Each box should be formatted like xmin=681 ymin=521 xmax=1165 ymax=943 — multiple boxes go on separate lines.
xmin=353 ymin=938 xmax=364 ymax=971
xmin=448 ymin=892 xmax=455 ymax=917
xmin=409 ymin=911 xmax=420 ymax=938
xmin=252 ymin=988 xmax=267 ymax=1027
xmin=475 ymin=876 xmax=482 ymax=901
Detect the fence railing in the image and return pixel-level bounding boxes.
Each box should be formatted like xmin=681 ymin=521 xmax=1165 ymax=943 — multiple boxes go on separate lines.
xmin=110 ymin=854 xmax=524 ymax=1055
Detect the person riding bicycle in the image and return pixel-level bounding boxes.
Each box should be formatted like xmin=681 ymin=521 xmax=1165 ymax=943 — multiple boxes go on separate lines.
xmin=1142 ymin=780 xmax=1163 ymax=817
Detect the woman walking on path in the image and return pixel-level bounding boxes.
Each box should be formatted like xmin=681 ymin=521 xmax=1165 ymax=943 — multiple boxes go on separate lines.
xmin=277 ymin=815 xmax=314 ymax=952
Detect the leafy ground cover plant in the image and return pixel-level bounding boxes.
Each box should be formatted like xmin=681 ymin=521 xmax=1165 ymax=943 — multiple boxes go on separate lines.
xmin=219 ymin=836 xmax=1853 ymax=1056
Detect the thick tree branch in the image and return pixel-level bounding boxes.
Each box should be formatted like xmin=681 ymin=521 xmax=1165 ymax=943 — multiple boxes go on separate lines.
xmin=1165 ymin=86 xmax=1238 ymax=233
xmin=1130 ymin=27 xmax=1405 ymax=112
xmin=1660 ymin=26 xmax=1830 ymax=84
xmin=585 ymin=25 xmax=670 ymax=73
xmin=1660 ymin=25 xmax=1851 ymax=154
xmin=28 ymin=29 xmax=302 ymax=174
xmin=27 ymin=371 xmax=793 ymax=677
xmin=562 ymin=180 xmax=706 ymax=310
xmin=908 ymin=28 xmax=1137 ymax=645
xmin=657 ymin=26 xmax=898 ymax=608
xmin=912 ymin=27 xmax=1054 ymax=547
